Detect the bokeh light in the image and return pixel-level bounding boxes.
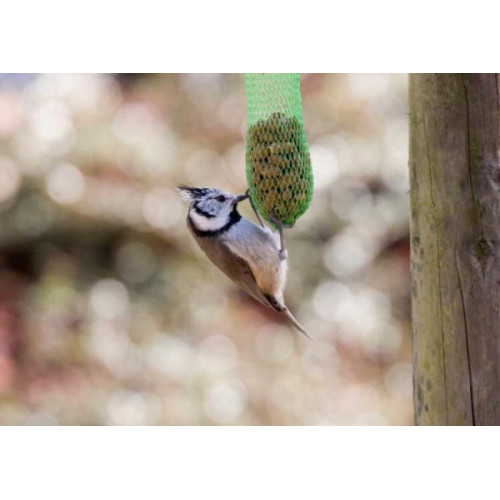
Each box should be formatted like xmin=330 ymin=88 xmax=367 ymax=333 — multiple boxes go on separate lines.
xmin=0 ymin=74 xmax=411 ymax=425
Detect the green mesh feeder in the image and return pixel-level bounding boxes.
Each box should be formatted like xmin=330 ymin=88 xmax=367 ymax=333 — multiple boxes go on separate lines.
xmin=245 ymin=73 xmax=313 ymax=227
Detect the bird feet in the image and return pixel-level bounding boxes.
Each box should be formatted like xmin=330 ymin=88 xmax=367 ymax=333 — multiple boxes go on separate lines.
xmin=278 ymin=247 xmax=288 ymax=261
xmin=246 ymin=189 xmax=265 ymax=228
xmin=269 ymin=211 xmax=287 ymax=261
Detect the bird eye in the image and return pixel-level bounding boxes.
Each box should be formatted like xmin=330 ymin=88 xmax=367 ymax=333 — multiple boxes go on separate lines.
xmin=216 ymin=195 xmax=226 ymax=202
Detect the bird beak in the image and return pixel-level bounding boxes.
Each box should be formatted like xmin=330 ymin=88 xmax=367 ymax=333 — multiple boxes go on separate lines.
xmin=234 ymin=193 xmax=249 ymax=204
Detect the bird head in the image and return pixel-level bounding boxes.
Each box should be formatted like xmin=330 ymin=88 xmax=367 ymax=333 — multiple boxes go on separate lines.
xmin=178 ymin=185 xmax=248 ymax=234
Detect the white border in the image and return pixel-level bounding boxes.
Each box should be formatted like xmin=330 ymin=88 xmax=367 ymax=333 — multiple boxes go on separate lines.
xmin=1 ymin=427 xmax=498 ymax=499
xmin=2 ymin=0 xmax=498 ymax=71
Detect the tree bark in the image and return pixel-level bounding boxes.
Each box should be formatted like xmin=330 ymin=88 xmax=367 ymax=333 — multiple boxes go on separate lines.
xmin=410 ymin=74 xmax=500 ymax=425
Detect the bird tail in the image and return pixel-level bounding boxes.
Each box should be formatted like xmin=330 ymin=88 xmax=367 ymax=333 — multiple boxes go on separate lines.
xmin=282 ymin=306 xmax=311 ymax=339
xmin=263 ymin=293 xmax=310 ymax=339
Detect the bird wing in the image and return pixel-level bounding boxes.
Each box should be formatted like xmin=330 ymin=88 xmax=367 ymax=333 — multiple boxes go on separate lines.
xmin=193 ymin=227 xmax=310 ymax=338
xmin=195 ymin=236 xmax=272 ymax=308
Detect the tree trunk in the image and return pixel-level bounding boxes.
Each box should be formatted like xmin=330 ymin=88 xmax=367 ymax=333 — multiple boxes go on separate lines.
xmin=410 ymin=74 xmax=500 ymax=425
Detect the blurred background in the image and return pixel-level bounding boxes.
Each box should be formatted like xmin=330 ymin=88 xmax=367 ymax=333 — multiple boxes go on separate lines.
xmin=0 ymin=74 xmax=410 ymax=425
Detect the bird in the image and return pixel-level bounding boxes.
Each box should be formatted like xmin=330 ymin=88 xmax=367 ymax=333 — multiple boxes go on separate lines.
xmin=178 ymin=185 xmax=309 ymax=338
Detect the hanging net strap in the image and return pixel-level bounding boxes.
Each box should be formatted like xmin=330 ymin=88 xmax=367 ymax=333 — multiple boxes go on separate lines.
xmin=245 ymin=73 xmax=313 ymax=227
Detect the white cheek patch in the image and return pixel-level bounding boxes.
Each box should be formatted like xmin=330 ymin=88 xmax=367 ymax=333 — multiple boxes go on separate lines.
xmin=190 ymin=209 xmax=229 ymax=232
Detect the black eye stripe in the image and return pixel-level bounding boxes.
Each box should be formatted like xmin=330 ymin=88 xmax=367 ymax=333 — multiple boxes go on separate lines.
xmin=189 ymin=208 xmax=241 ymax=238
xmin=193 ymin=203 xmax=216 ymax=218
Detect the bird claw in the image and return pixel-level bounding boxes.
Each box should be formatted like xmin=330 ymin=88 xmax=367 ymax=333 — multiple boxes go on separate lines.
xmin=269 ymin=210 xmax=287 ymax=260
xmin=246 ymin=189 xmax=265 ymax=228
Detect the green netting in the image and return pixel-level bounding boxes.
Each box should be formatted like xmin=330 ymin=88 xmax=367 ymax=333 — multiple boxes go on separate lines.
xmin=245 ymin=73 xmax=313 ymax=227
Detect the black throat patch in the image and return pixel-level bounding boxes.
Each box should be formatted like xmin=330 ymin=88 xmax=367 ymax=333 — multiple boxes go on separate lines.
xmin=188 ymin=207 xmax=241 ymax=238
